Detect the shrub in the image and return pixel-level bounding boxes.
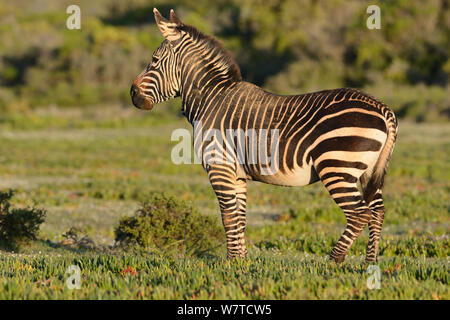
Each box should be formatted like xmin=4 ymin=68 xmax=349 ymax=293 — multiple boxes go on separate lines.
xmin=0 ymin=190 xmax=46 ymax=251
xmin=59 ymin=227 xmax=96 ymax=250
xmin=115 ymin=193 xmax=223 ymax=256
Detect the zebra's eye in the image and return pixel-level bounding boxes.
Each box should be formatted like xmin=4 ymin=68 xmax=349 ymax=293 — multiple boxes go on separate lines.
xmin=152 ymin=56 xmax=159 ymax=64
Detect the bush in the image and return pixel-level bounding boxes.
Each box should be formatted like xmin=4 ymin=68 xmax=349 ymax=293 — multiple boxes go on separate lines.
xmin=115 ymin=193 xmax=223 ymax=256
xmin=0 ymin=190 xmax=46 ymax=251
xmin=0 ymin=1 xmax=448 ymax=122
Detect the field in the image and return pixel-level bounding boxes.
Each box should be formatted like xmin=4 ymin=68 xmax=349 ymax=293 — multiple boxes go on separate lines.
xmin=0 ymin=105 xmax=448 ymax=299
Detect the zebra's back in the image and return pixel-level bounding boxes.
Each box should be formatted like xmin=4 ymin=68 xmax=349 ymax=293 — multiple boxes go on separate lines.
xmin=199 ymin=84 xmax=392 ymax=187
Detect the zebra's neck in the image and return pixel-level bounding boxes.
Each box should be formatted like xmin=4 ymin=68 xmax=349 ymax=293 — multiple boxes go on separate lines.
xmin=174 ymin=31 xmax=242 ymax=123
xmin=180 ymin=77 xmax=238 ymax=124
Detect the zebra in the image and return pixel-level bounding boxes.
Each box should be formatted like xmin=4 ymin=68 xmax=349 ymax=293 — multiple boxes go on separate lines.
xmin=131 ymin=9 xmax=398 ymax=263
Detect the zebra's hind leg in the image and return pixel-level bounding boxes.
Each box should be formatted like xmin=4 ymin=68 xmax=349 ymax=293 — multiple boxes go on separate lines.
xmin=364 ymin=189 xmax=385 ymax=263
xmin=321 ymin=174 xmax=371 ymax=263
xmin=207 ymin=165 xmax=248 ymax=259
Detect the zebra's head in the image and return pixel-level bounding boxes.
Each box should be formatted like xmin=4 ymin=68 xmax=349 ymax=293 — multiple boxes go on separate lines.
xmin=131 ymin=8 xmax=183 ymax=110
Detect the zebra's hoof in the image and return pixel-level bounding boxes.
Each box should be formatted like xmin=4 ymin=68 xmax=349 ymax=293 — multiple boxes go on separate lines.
xmin=365 ymin=257 xmax=378 ymax=264
xmin=330 ymin=254 xmax=346 ymax=263
xmin=227 ymin=253 xmax=247 ymax=260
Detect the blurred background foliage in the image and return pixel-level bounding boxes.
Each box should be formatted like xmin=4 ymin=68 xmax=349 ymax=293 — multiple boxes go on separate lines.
xmin=0 ymin=0 xmax=449 ymax=122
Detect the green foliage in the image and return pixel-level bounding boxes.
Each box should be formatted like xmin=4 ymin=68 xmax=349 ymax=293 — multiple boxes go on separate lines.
xmin=0 ymin=0 xmax=448 ymax=121
xmin=0 ymin=249 xmax=448 ymax=299
xmin=115 ymin=193 xmax=223 ymax=255
xmin=0 ymin=114 xmax=447 ymax=299
xmin=0 ymin=190 xmax=46 ymax=251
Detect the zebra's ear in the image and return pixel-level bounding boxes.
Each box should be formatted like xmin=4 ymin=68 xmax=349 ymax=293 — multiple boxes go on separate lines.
xmin=170 ymin=9 xmax=183 ymax=26
xmin=153 ymin=8 xmax=182 ymax=42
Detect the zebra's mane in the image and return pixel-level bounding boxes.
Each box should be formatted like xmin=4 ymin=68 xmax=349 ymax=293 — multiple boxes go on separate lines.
xmin=178 ymin=24 xmax=242 ymax=82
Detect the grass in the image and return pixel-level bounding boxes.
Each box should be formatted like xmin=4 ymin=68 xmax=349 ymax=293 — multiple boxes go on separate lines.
xmin=0 ymin=105 xmax=448 ymax=299
xmin=0 ymin=248 xmax=447 ymax=299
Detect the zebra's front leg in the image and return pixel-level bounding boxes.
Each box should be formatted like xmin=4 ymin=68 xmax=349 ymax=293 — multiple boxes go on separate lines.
xmin=208 ymin=166 xmax=247 ymax=259
xmin=235 ymin=178 xmax=248 ymax=257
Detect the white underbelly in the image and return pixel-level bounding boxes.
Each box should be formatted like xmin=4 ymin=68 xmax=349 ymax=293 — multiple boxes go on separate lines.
xmin=247 ymin=165 xmax=316 ymax=187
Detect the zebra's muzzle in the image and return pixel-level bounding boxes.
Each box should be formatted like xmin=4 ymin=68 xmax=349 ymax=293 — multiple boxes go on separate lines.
xmin=130 ymin=84 xmax=153 ymax=110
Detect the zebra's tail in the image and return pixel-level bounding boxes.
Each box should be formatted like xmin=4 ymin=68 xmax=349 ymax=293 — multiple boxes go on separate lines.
xmin=363 ymin=107 xmax=398 ymax=204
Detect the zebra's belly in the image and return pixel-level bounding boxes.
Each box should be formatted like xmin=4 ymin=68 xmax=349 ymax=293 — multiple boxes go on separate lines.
xmin=246 ymin=165 xmax=319 ymax=187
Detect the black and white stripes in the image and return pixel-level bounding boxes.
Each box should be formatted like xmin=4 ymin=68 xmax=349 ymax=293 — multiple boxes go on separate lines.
xmin=131 ymin=9 xmax=398 ymax=263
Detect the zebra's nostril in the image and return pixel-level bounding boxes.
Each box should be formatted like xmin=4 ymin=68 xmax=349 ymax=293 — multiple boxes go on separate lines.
xmin=130 ymin=84 xmax=139 ymax=97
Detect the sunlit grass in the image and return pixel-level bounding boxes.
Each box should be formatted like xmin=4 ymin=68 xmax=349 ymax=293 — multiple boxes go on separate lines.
xmin=0 ymin=110 xmax=448 ymax=299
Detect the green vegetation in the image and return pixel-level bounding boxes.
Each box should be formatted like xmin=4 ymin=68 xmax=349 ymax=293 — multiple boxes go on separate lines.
xmin=115 ymin=193 xmax=224 ymax=255
xmin=0 ymin=251 xmax=447 ymax=299
xmin=0 ymin=0 xmax=449 ymax=121
xmin=0 ymin=190 xmax=46 ymax=251
xmin=0 ymin=108 xmax=448 ymax=299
